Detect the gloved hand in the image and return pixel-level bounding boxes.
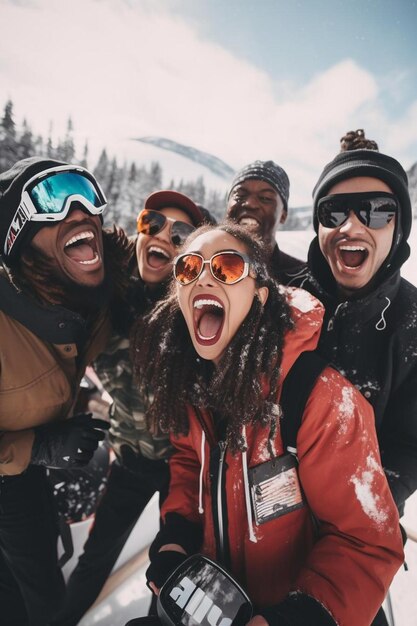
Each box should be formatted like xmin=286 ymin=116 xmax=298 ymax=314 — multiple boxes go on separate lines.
xmin=146 ymin=550 xmax=188 ymax=591
xmin=31 ymin=413 xmax=110 ymax=469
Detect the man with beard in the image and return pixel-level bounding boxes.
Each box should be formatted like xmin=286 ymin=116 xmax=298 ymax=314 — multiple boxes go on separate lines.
xmin=0 ymin=157 xmax=128 ymax=626
xmin=226 ymin=160 xmax=303 ymax=276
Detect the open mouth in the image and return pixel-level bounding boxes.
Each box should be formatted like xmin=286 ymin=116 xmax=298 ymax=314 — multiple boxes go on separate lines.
xmin=193 ymin=297 xmax=225 ymax=345
xmin=147 ymin=245 xmax=171 ymax=269
xmin=238 ymin=216 xmax=261 ymax=231
xmin=64 ymin=230 xmax=100 ymax=265
xmin=338 ymin=245 xmax=369 ymax=269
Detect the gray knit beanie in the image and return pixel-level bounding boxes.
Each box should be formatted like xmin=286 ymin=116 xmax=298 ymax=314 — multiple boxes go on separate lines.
xmin=228 ymin=160 xmax=290 ymax=212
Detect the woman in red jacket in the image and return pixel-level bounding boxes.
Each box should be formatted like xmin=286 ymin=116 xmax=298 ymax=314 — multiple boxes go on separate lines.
xmin=131 ymin=222 xmax=403 ymax=626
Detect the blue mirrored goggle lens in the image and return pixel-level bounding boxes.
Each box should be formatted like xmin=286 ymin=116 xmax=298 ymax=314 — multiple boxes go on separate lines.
xmin=28 ymin=172 xmax=104 ymax=215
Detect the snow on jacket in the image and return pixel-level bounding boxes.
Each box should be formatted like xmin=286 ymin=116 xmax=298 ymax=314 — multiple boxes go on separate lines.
xmin=280 ymin=238 xmax=417 ymax=512
xmin=156 ymin=287 xmax=403 ymax=626
xmin=0 ymin=270 xmax=111 ymax=475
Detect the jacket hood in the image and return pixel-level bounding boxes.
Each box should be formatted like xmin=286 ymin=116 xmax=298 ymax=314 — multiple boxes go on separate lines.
xmin=307 ymin=235 xmax=409 ymax=299
xmin=279 ymin=286 xmax=325 ymax=379
xmin=0 ymin=157 xmax=67 ymax=263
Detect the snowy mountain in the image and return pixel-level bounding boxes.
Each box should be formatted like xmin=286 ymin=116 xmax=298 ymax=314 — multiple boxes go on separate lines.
xmin=93 ymin=131 xmax=417 ymax=225
xmin=133 ymin=137 xmax=235 ymax=180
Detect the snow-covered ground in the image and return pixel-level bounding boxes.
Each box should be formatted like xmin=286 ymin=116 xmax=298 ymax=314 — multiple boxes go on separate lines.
xmin=66 ymin=226 xmax=417 ymax=626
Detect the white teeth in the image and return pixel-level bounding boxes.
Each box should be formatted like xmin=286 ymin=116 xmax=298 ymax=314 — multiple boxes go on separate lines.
xmin=194 ymin=298 xmax=224 ymax=309
xmin=239 ymin=217 xmax=259 ymax=227
xmin=79 ymin=253 xmax=99 ymax=265
xmin=339 ymin=245 xmax=366 ymax=251
xmin=65 ymin=231 xmax=94 ymax=248
xmin=197 ymin=331 xmax=217 ymax=340
xmin=149 ymin=246 xmax=170 ymax=259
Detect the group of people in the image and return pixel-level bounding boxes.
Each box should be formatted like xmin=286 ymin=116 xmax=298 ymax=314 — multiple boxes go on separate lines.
xmin=0 ymin=128 xmax=416 ymax=626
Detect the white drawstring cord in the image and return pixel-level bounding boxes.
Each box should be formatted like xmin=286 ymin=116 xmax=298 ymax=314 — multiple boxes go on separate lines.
xmin=241 ymin=427 xmax=257 ymax=543
xmin=285 ymin=266 xmax=309 ymax=287
xmin=376 ymin=297 xmax=391 ymax=331
xmin=198 ymin=430 xmax=206 ymax=514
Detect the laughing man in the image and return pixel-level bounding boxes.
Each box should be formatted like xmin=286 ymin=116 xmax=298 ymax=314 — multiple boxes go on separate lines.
xmin=281 ymin=131 xmax=417 ymax=521
xmin=226 ymin=160 xmax=303 ymax=276
xmin=0 ymin=157 xmax=129 ymax=626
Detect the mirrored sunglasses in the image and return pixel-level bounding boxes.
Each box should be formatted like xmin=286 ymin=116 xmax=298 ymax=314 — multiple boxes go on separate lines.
xmin=136 ymin=209 xmax=195 ymax=247
xmin=317 ymin=192 xmax=398 ymax=230
xmin=174 ymin=250 xmax=252 ymax=285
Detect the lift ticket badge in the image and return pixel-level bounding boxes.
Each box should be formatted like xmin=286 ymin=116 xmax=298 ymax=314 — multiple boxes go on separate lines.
xmin=249 ymin=453 xmax=305 ymax=524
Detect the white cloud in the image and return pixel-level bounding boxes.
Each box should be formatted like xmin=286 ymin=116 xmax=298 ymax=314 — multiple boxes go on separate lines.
xmin=1 ymin=0 xmax=416 ymax=205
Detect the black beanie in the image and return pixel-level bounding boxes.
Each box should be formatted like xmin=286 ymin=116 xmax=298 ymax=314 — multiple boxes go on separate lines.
xmin=312 ymin=149 xmax=412 ymax=241
xmin=0 ymin=156 xmax=67 ymax=264
xmin=228 ymin=160 xmax=290 ymax=212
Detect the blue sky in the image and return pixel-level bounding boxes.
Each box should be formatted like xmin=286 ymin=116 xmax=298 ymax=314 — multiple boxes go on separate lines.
xmin=1 ymin=0 xmax=416 ymax=204
xmin=174 ymin=0 xmax=417 ymax=115
xmin=192 ymin=1 xmax=417 ymax=80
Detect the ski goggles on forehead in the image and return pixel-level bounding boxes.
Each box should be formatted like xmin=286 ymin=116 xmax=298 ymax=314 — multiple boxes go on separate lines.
xmin=317 ymin=192 xmax=398 ymax=230
xmin=5 ymin=165 xmax=107 ymax=257
xmin=174 ymin=250 xmax=253 ymax=286
xmin=136 ymin=209 xmax=195 ymax=247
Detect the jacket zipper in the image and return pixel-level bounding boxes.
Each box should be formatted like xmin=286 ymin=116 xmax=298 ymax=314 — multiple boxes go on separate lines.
xmin=195 ymin=408 xmax=231 ymax=567
xmin=216 ymin=440 xmax=227 ymax=560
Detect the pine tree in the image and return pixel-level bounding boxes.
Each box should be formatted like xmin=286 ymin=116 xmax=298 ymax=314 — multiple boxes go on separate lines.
xmin=56 ymin=117 xmax=75 ymax=163
xmin=80 ymin=141 xmax=89 ymax=168
xmin=0 ymin=99 xmax=19 ymax=171
xmin=94 ymin=149 xmax=109 ymax=186
xmin=129 ymin=162 xmax=137 ymax=182
xmin=106 ymin=157 xmax=120 ymax=202
xmin=193 ymin=176 xmax=206 ymax=204
xmin=18 ymin=119 xmax=34 ymax=160
xmin=149 ymin=161 xmax=162 ymax=189
xmin=206 ymin=189 xmax=224 ymax=221
xmin=114 ymin=162 xmax=139 ymax=233
xmin=34 ymin=134 xmax=45 ymax=157
xmin=46 ymin=122 xmax=54 ymax=158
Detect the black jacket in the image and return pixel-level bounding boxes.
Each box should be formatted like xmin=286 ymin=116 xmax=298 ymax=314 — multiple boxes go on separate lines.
xmin=280 ymin=238 xmax=417 ymax=513
xmin=270 ymin=242 xmax=303 ymax=278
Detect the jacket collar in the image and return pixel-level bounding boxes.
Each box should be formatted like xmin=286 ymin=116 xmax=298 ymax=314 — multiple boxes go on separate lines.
xmin=306 ymin=237 xmax=402 ymax=324
xmin=0 ymin=270 xmax=88 ymax=346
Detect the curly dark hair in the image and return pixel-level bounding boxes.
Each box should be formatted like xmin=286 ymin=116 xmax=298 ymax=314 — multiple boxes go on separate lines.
xmin=340 ymin=129 xmax=379 ymax=152
xmin=131 ymin=221 xmax=294 ymax=452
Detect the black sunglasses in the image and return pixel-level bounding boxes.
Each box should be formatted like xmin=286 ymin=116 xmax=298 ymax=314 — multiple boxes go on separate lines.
xmin=136 ymin=209 xmax=195 ymax=246
xmin=317 ymin=192 xmax=398 ymax=230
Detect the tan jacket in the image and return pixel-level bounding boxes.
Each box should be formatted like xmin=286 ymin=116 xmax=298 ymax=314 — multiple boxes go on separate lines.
xmin=0 ymin=274 xmax=111 ymax=475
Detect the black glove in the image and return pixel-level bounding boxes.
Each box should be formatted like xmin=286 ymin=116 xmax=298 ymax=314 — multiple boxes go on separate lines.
xmin=146 ymin=551 xmax=188 ymax=591
xmin=31 ymin=413 xmax=110 ymax=469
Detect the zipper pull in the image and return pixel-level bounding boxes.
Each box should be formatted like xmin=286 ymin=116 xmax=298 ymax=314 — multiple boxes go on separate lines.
xmin=327 ymin=301 xmax=346 ymax=331
xmin=218 ymin=440 xmax=227 ymax=455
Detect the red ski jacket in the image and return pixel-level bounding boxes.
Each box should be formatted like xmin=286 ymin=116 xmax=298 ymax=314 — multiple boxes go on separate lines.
xmin=160 ymin=287 xmax=403 ymax=626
